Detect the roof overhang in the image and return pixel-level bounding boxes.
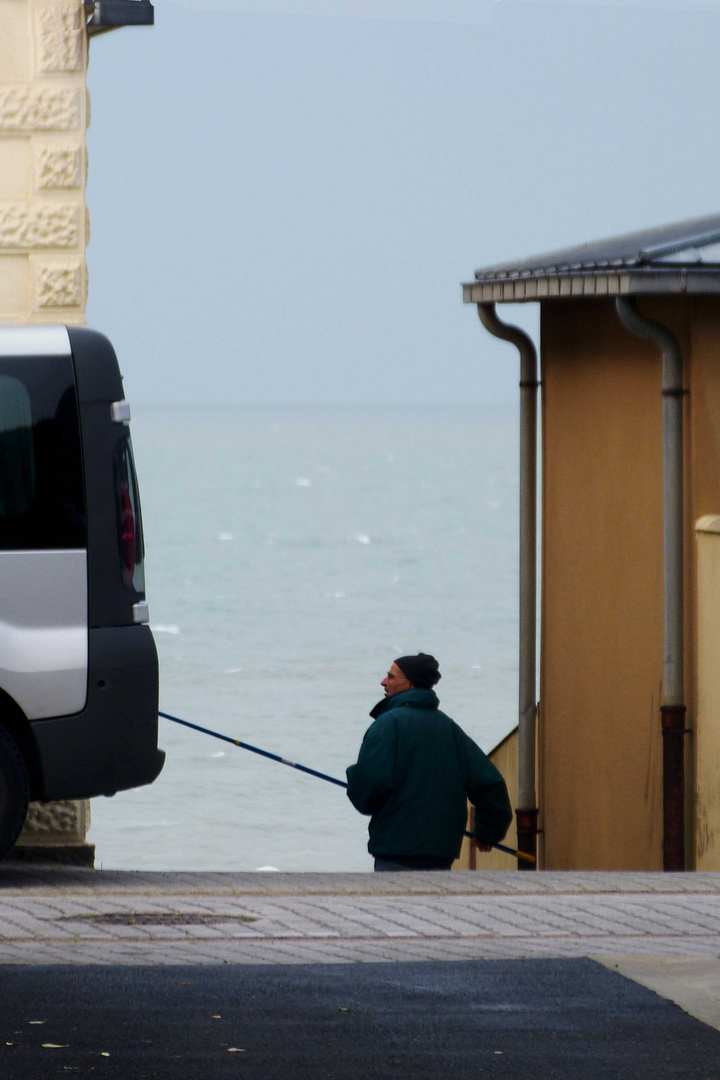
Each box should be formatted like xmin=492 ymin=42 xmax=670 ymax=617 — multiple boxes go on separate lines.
xmin=464 ymin=214 xmax=720 ymax=304
xmin=463 ymin=267 xmax=720 ymax=305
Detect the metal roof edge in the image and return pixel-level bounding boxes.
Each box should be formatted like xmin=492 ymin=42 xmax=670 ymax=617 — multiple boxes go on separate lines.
xmin=462 ymin=268 xmax=720 ymax=304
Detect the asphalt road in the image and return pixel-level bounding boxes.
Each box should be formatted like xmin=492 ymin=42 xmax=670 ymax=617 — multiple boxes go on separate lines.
xmin=2 ymin=958 xmax=720 ymax=1079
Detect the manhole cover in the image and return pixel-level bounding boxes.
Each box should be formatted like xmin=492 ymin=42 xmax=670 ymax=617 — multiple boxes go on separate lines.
xmin=59 ymin=912 xmax=259 ymax=926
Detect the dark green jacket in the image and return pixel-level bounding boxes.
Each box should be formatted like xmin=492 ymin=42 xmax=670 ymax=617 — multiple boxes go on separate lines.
xmin=346 ymin=689 xmax=512 ymax=859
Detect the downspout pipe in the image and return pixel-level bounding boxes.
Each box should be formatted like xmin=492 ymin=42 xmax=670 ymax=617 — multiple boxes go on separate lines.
xmin=476 ymin=303 xmax=539 ymax=869
xmin=615 ymin=296 xmax=686 ymax=872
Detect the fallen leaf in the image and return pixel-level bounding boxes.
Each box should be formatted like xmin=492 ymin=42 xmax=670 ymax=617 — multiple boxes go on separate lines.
xmin=100 ymin=1052 xmax=110 ymax=1057
xmin=338 ymin=1007 xmax=350 ymax=1012
xmin=42 ymin=1043 xmax=69 ymax=1048
xmin=211 ymin=1015 xmax=221 ymax=1019
xmin=494 ymin=1051 xmax=504 ymax=1055
xmin=227 ymin=1048 xmax=246 ymax=1053
xmin=28 ymin=1021 xmax=46 ymax=1025
xmin=5 ymin=1042 xmax=17 ymax=1046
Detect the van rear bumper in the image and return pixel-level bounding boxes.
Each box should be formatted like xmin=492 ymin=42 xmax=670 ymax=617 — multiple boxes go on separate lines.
xmin=30 ymin=624 xmax=165 ymax=801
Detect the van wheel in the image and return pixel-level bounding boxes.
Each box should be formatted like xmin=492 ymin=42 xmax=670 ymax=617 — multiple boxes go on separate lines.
xmin=0 ymin=728 xmax=29 ymax=860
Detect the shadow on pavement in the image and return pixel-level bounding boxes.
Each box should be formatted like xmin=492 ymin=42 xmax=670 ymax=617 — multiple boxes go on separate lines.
xmin=2 ymin=958 xmax=720 ymax=1079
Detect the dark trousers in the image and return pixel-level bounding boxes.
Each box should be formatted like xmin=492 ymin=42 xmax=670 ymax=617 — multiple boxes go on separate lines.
xmin=373 ymin=855 xmax=454 ymax=872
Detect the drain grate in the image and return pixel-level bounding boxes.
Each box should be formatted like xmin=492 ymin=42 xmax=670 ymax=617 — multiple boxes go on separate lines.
xmin=58 ymin=912 xmax=259 ymax=926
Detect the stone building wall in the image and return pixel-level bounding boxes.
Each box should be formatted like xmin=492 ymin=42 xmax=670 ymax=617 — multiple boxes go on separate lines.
xmin=3 ymin=0 xmax=91 ymax=862
xmin=0 ymin=0 xmax=88 ymax=324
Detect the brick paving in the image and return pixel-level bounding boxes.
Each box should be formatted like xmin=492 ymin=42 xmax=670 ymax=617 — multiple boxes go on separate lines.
xmin=1 ymin=868 xmax=720 ymax=966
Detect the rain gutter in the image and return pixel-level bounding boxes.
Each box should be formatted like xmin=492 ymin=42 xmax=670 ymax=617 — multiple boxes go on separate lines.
xmin=615 ymin=297 xmax=687 ymax=871
xmin=476 ymin=303 xmax=539 ymax=869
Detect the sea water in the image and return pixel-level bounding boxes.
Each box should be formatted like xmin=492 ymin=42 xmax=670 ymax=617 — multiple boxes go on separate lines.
xmin=88 ymin=405 xmax=519 ymax=872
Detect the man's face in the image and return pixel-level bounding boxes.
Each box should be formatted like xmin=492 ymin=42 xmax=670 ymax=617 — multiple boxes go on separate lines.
xmin=381 ymin=662 xmax=413 ymax=697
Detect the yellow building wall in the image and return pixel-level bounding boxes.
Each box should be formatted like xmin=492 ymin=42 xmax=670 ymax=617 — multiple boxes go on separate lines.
xmin=540 ymin=298 xmax=669 ymax=869
xmin=453 ymin=293 xmax=720 ymax=874
xmin=539 ymin=294 xmax=720 ymax=870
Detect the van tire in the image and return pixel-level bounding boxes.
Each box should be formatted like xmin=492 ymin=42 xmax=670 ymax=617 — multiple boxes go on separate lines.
xmin=0 ymin=727 xmax=29 ymax=860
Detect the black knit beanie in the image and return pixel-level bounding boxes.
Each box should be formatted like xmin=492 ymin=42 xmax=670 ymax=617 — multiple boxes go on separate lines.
xmin=394 ymin=653 xmax=441 ymax=689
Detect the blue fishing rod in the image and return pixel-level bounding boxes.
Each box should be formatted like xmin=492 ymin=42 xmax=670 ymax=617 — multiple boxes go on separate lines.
xmin=160 ymin=711 xmax=535 ymax=865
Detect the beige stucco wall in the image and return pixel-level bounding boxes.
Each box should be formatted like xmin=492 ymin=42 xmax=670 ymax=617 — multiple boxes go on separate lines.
xmin=0 ymin=0 xmax=88 ymax=324
xmin=453 ymin=727 xmax=518 ymax=870
xmin=696 ymin=517 xmax=720 ymax=869
xmin=687 ymin=297 xmax=720 ymax=869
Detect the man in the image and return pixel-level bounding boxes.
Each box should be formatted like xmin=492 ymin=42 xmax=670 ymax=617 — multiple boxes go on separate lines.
xmin=346 ymin=653 xmax=512 ymax=872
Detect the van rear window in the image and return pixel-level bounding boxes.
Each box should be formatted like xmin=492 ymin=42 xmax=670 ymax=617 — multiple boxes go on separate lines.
xmin=0 ymin=355 xmax=85 ymax=550
xmin=0 ymin=375 xmax=35 ymax=518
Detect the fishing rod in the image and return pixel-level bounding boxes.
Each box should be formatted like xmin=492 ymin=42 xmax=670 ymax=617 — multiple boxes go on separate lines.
xmin=160 ymin=711 xmax=536 ymax=866
xmin=161 ymin=711 xmax=347 ymax=788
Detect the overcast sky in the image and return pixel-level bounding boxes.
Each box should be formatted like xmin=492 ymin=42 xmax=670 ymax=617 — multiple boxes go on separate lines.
xmin=85 ymin=0 xmax=720 ymax=405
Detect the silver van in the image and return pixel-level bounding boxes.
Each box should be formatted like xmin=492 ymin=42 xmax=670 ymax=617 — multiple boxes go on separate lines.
xmin=0 ymin=326 xmax=164 ymax=858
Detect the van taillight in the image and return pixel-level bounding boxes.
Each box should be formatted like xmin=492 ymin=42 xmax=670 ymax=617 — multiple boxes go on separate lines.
xmin=119 ymin=480 xmax=136 ymax=587
xmin=114 ymin=436 xmax=145 ymax=594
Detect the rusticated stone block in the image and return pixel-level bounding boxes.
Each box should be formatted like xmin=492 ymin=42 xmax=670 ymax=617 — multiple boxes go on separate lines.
xmin=0 ymin=201 xmax=81 ymax=249
xmin=34 ymin=2 xmax=84 ymax=74
xmin=0 ymin=87 xmax=81 ymax=132
xmin=35 ymin=258 xmax=84 ymax=306
xmin=13 ymin=797 xmax=94 ymax=864
xmin=35 ymin=143 xmax=82 ymax=189
xmin=19 ymin=798 xmax=90 ymax=843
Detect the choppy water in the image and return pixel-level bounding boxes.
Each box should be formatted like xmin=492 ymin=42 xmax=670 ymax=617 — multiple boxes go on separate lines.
xmin=88 ymin=405 xmax=519 ymax=872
